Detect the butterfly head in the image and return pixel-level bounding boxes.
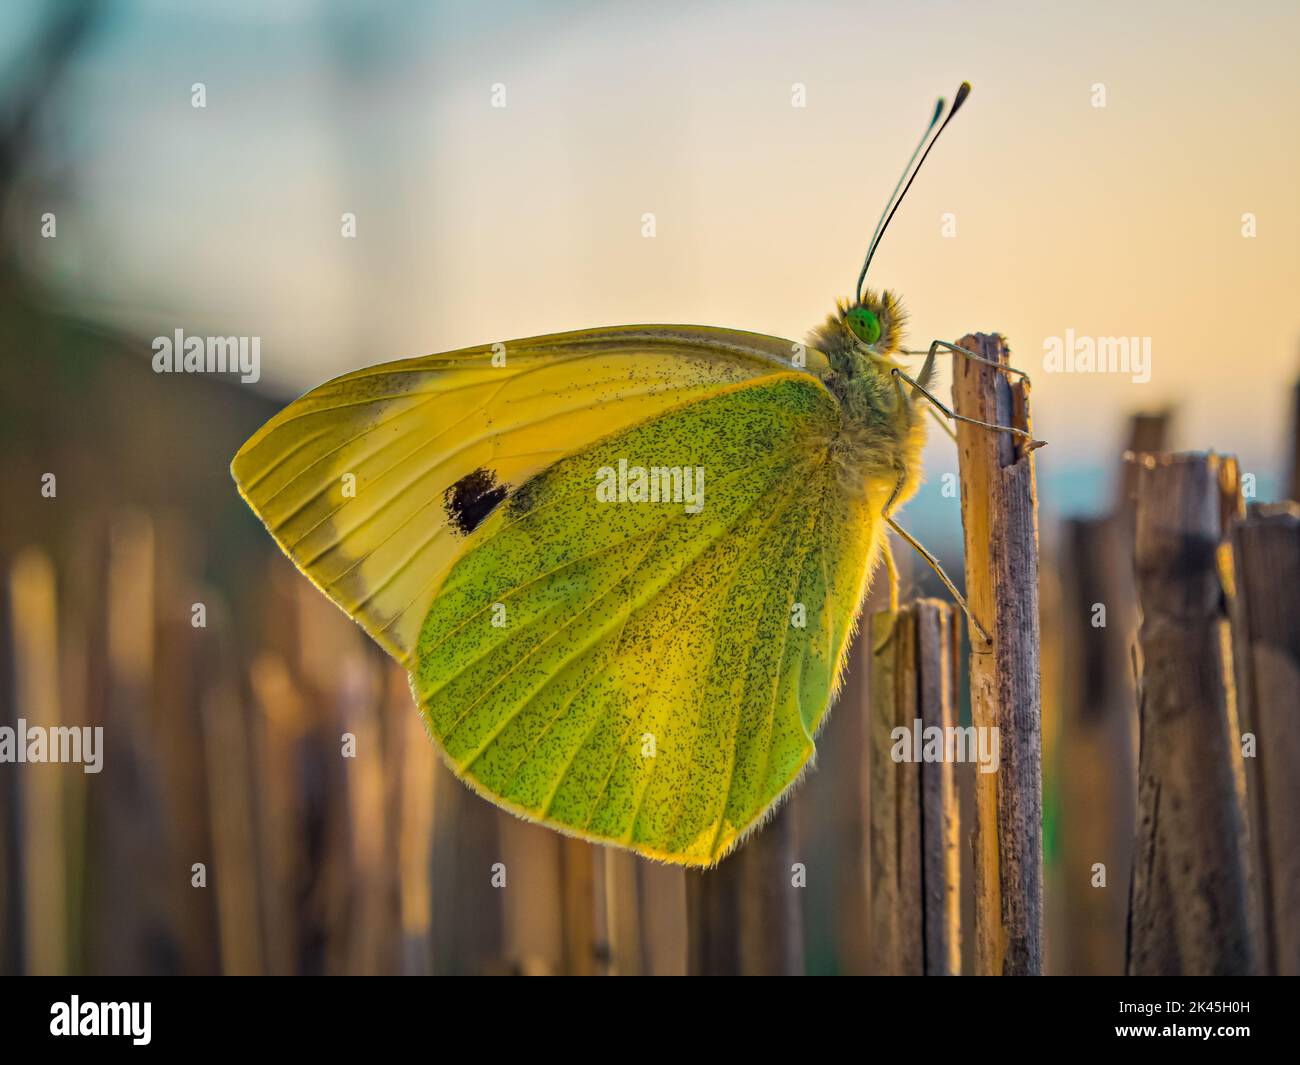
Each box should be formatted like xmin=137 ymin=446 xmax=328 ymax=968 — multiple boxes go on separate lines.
xmin=836 ymin=289 xmax=906 ymax=356
xmin=845 ymin=305 xmax=881 ymax=346
xmin=808 ymin=289 xmax=908 ymax=401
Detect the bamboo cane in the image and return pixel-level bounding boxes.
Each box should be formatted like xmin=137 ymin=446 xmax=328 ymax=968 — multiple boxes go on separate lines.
xmin=951 ymin=332 xmax=1044 ymax=975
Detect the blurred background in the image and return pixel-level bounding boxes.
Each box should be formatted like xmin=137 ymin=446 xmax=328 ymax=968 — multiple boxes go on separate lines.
xmin=0 ymin=0 xmax=1297 ymax=975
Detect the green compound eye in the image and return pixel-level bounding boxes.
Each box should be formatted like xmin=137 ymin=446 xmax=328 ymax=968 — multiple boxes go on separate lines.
xmin=846 ymin=307 xmax=881 ymax=345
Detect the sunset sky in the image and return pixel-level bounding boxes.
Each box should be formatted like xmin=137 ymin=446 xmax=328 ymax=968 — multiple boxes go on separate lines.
xmin=11 ymin=0 xmax=1300 ymax=535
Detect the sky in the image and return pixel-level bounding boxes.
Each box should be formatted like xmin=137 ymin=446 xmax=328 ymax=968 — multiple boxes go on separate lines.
xmin=9 ymin=0 xmax=1300 ymax=534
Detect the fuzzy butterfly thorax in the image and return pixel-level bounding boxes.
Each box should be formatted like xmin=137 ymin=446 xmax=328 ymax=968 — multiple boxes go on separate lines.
xmin=808 ymin=289 xmax=926 ymax=509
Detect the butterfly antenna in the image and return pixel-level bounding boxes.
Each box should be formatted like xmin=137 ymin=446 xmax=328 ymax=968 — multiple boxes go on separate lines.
xmin=855 ymin=96 xmax=944 ymax=302
xmin=855 ymin=81 xmax=971 ymax=302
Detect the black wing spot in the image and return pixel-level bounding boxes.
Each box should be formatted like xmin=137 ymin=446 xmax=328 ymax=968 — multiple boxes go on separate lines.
xmin=444 ymin=467 xmax=509 ymax=535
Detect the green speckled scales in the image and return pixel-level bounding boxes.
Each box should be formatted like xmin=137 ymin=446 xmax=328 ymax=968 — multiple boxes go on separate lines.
xmin=415 ymin=375 xmax=874 ymax=864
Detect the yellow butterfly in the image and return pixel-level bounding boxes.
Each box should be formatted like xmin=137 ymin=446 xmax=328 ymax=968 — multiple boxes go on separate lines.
xmin=233 ymin=81 xmax=1029 ymax=866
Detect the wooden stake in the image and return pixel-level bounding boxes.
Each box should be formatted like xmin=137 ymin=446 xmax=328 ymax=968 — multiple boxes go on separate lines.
xmin=1228 ymin=502 xmax=1300 ymax=974
xmin=1287 ymin=380 xmax=1300 ymax=505
xmin=686 ymin=800 xmax=803 ymax=975
xmin=1117 ymin=410 xmax=1173 ymax=511
xmin=737 ymin=803 xmax=803 ymax=975
xmin=559 ymin=839 xmax=600 ymax=975
xmin=951 ymin=331 xmax=1044 ymax=975
xmin=868 ymin=601 xmax=961 ymax=975
xmin=248 ymin=651 xmax=305 ymax=976
xmin=685 ymin=858 xmax=734 ymax=975
xmin=397 ymin=674 xmax=437 ymax=976
xmin=796 ymin=580 xmax=881 ymax=976
xmin=429 ymin=766 xmax=504 ymax=974
xmin=1056 ymin=515 xmax=1137 ymax=975
xmin=601 ymin=848 xmax=645 ymax=975
xmin=1054 ymin=412 xmax=1171 ymax=974
xmin=152 ymin=520 xmax=220 ymax=976
xmin=0 ymin=559 xmax=18 ymax=975
xmin=87 ymin=512 xmax=172 ymax=974
xmin=1127 ymin=451 xmax=1256 ymax=975
xmin=637 ymin=862 xmax=687 ymax=976
xmin=9 ymin=549 xmax=67 ymax=975
xmin=197 ymin=604 xmax=264 ymax=976
xmin=498 ymin=817 xmax=565 ymax=975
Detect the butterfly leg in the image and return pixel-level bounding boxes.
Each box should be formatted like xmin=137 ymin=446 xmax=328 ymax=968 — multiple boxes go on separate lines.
xmin=902 ymin=338 xmax=1034 ymax=387
xmin=881 ymin=533 xmax=900 ymax=613
xmin=892 ymin=367 xmax=1046 ymax=450
xmin=871 ymin=535 xmax=902 ymax=654
xmin=886 ymin=516 xmax=993 ymax=649
xmin=881 ymin=463 xmax=909 ymax=518
xmin=872 ymin=471 xmax=907 ymax=652
xmin=926 ymin=404 xmax=958 ymax=443
xmin=889 ymin=353 xmax=956 ymax=443
xmin=914 ymin=341 xmax=939 ymax=392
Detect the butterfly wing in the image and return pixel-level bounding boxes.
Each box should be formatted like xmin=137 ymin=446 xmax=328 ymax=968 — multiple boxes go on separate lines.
xmin=409 ymin=373 xmax=882 ymax=865
xmin=231 ymin=326 xmax=829 ymax=663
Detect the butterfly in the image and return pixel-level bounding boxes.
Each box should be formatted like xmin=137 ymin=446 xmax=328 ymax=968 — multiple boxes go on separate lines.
xmin=232 ymin=81 xmax=1033 ymax=866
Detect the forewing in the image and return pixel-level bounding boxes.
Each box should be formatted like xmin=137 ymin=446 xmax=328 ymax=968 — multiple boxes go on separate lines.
xmin=231 ymin=326 xmax=828 ymax=662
